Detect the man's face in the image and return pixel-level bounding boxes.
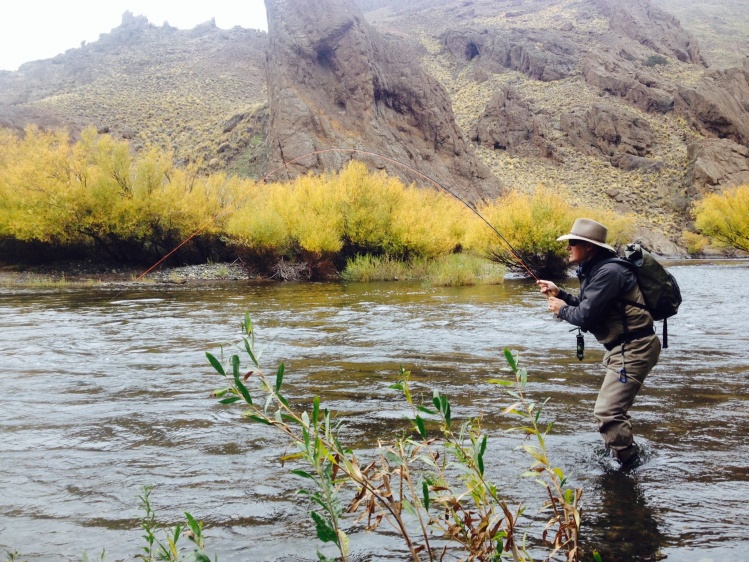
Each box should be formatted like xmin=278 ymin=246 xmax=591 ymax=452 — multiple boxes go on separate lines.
xmin=567 ymin=239 xmax=595 ymax=264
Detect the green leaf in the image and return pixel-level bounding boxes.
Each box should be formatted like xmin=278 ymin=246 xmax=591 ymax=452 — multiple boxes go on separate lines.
xmin=593 ymin=551 xmax=603 ymax=562
xmin=487 ymin=379 xmax=513 ymax=386
xmin=384 ymin=451 xmax=405 ymax=467
xmin=312 ymin=396 xmax=320 ymax=428
xmin=291 ymin=469 xmax=315 ymax=479
xmin=231 ymin=355 xmax=253 ymax=405
xmin=243 ymin=414 xmax=272 ymax=425
xmin=206 ymin=352 xmax=225 ymax=376
xmin=415 ymin=415 xmax=427 ymax=439
xmin=477 ymin=434 xmax=487 ymax=475
xmin=417 ymin=406 xmax=438 ymax=415
xmin=401 ymin=498 xmax=418 ymax=517
xmin=184 ymin=512 xmax=202 ymax=541
xmin=310 ymin=512 xmax=338 ymax=544
xmin=276 ymin=363 xmax=285 ymax=392
xmin=503 ymin=348 xmax=517 ymax=372
xmin=422 ymin=481 xmax=430 ymax=510
xmin=243 ymin=338 xmax=259 ymax=368
xmin=219 ymin=396 xmax=241 ymax=405
xmin=432 ymin=391 xmax=441 ymax=411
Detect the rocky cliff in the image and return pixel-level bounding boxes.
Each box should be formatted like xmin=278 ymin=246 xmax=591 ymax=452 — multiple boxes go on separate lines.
xmin=263 ymin=0 xmax=500 ymax=202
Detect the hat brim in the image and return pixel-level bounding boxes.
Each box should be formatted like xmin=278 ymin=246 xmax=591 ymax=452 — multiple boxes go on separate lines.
xmin=557 ymin=234 xmax=616 ymax=253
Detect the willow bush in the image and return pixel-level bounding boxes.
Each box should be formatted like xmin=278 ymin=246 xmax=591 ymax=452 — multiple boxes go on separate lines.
xmin=692 ymin=184 xmax=749 ymax=253
xmin=206 ymin=313 xmax=586 ymax=562
xmin=225 ymin=161 xmax=473 ymax=277
xmin=0 ymin=126 xmax=241 ymax=264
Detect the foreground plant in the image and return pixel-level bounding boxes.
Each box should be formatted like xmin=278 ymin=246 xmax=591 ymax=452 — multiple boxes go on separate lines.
xmin=206 ymin=313 xmax=582 ymax=561
xmin=136 ymin=486 xmax=213 ymax=562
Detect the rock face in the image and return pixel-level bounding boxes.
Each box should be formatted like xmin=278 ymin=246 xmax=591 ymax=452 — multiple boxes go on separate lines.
xmin=264 ymin=0 xmax=500 ymax=203
xmin=471 ymin=87 xmax=556 ymax=160
xmin=592 ymin=0 xmax=705 ymax=65
xmin=441 ymin=28 xmax=580 ymax=82
xmin=581 ymin=54 xmax=675 ymax=114
xmin=685 ymin=139 xmax=749 ymax=196
xmin=677 ymin=60 xmax=749 ymax=146
xmin=561 ymin=104 xmax=655 ymax=167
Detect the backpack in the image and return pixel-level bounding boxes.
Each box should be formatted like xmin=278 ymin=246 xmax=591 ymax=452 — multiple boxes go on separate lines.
xmin=614 ymin=243 xmax=682 ymax=348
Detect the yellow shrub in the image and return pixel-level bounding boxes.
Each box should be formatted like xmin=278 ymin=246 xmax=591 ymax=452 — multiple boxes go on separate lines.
xmin=390 ymin=186 xmax=467 ymax=259
xmin=284 ymin=174 xmax=344 ymax=254
xmin=693 ymin=185 xmax=749 ymax=252
xmin=463 ymin=186 xmax=636 ymax=278
xmin=225 ymin=182 xmax=292 ymax=253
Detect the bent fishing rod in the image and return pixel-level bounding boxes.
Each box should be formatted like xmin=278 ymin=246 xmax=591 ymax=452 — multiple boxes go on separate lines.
xmin=130 ymin=147 xmax=540 ymax=286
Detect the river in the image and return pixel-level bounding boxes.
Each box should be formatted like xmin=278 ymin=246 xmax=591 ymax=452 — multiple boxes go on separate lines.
xmin=0 ymin=261 xmax=747 ymax=561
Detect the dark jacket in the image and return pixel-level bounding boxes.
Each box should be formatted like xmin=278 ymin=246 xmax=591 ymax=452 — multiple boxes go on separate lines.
xmin=557 ymin=251 xmax=653 ymax=347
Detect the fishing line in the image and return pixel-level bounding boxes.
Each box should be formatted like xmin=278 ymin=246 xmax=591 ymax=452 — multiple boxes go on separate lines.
xmin=113 ymin=147 xmax=539 ymax=301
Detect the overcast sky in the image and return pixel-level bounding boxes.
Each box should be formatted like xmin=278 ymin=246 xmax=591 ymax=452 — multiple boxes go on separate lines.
xmin=0 ymin=1 xmax=268 ymax=72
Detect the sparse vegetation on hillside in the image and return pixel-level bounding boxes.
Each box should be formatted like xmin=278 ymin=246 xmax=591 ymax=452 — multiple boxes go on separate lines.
xmin=651 ymin=0 xmax=749 ymax=68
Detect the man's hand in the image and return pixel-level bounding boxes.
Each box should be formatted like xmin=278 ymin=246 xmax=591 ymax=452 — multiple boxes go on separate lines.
xmin=546 ymin=296 xmax=566 ymax=316
xmin=537 ymin=279 xmax=559 ymax=297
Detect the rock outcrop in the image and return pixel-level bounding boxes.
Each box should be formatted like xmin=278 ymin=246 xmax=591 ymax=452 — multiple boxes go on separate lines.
xmin=471 ymin=87 xmax=556 ymax=160
xmin=581 ymin=54 xmax=675 ymax=114
xmin=264 ymin=0 xmax=500 ymax=203
xmin=677 ymin=59 xmax=749 ymax=146
xmin=561 ymin=104 xmax=655 ymax=168
xmin=441 ymin=28 xmax=579 ymax=82
xmin=592 ymin=0 xmax=705 ymax=65
xmin=685 ymin=139 xmax=749 ymax=196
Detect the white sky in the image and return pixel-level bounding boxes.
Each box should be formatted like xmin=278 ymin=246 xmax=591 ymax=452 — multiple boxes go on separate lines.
xmin=0 ymin=1 xmax=268 ymax=72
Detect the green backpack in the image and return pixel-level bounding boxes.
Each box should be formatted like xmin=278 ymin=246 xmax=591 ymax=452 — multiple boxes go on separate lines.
xmin=615 ymin=243 xmax=682 ymax=348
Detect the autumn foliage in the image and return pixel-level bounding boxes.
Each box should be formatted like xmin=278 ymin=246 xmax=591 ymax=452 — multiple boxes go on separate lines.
xmin=1 ymin=126 xmax=640 ymax=279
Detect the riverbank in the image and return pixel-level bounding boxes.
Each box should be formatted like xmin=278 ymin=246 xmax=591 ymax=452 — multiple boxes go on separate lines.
xmin=0 ymin=260 xmax=253 ymax=287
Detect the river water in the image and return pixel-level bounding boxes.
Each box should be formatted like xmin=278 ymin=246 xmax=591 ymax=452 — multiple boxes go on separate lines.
xmin=0 ymin=262 xmax=747 ymax=561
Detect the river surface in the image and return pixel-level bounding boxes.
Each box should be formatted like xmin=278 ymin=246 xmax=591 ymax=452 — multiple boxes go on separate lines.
xmin=1 ymin=262 xmax=747 ymax=562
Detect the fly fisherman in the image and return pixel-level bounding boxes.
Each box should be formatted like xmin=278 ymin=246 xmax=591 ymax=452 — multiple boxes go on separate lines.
xmin=536 ymin=218 xmax=661 ymax=468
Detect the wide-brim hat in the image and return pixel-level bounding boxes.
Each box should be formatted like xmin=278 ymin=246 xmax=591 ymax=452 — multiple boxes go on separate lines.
xmin=557 ymin=218 xmax=616 ymax=253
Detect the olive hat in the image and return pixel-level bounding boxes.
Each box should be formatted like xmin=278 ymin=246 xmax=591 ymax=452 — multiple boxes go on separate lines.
xmin=557 ymin=218 xmax=616 ymax=253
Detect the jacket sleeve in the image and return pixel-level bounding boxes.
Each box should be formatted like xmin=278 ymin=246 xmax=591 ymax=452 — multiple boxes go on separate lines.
xmin=558 ymin=264 xmax=629 ymax=329
xmin=557 ymin=288 xmax=580 ymax=307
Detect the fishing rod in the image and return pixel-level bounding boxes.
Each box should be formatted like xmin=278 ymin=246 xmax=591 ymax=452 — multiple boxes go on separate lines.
xmin=130 ymin=147 xmax=540 ymax=285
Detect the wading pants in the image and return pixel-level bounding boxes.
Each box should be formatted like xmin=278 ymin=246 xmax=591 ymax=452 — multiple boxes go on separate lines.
xmin=594 ymin=334 xmax=661 ymax=461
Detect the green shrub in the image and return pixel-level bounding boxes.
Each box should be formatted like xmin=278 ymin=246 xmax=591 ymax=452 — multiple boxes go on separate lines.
xmin=644 ymin=54 xmax=668 ymax=67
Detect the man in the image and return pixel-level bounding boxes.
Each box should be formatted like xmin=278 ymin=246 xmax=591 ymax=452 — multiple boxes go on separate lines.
xmin=537 ymin=218 xmax=661 ymax=468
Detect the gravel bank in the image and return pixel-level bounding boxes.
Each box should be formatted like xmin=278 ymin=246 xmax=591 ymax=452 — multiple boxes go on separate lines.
xmin=0 ymin=261 xmax=253 ymax=286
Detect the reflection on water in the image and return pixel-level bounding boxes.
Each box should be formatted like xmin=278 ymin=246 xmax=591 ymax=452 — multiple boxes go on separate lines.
xmin=0 ymin=262 xmax=748 ymax=561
